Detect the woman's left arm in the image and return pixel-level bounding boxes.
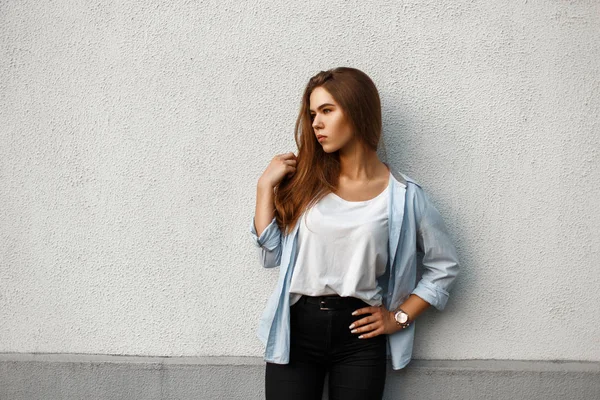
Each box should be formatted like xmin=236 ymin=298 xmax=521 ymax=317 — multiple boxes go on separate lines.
xmin=409 ymin=186 xmax=460 ymax=312
xmin=349 ymin=186 xmax=461 ymax=338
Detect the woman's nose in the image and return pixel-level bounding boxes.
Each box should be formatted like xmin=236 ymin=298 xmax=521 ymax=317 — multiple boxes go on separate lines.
xmin=312 ymin=117 xmax=321 ymax=129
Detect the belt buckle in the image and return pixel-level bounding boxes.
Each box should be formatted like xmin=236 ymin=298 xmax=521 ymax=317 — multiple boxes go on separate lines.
xmin=319 ymin=299 xmax=335 ymax=310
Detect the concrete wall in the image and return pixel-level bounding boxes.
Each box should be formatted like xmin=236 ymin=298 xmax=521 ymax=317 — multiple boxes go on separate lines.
xmin=1 ymin=0 xmax=599 ymax=398
xmin=1 ymin=355 xmax=598 ymax=400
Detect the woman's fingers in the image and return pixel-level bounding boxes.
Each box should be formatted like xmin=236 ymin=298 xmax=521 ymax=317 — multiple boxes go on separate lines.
xmin=276 ymin=152 xmax=297 ymax=161
xmin=349 ymin=305 xmax=394 ymax=338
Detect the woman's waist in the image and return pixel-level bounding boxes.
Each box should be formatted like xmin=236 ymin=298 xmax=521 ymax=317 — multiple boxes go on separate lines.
xmin=294 ymin=294 xmax=375 ymax=310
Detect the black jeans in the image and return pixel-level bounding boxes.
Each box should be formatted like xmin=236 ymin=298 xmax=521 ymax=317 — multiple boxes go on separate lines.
xmin=265 ymin=294 xmax=387 ymax=400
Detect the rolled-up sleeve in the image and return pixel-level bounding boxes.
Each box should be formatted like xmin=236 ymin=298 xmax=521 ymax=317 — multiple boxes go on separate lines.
xmin=249 ymin=215 xmax=283 ymax=268
xmin=411 ymin=188 xmax=460 ymax=311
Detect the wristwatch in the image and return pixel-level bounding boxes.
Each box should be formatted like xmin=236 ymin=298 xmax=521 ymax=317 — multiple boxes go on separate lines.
xmin=393 ymin=308 xmax=412 ymax=329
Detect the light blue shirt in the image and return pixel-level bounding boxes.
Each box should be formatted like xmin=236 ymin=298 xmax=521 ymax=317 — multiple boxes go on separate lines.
xmin=249 ymin=164 xmax=460 ymax=370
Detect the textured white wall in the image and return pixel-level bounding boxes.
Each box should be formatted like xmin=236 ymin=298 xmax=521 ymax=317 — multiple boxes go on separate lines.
xmin=1 ymin=0 xmax=598 ymax=364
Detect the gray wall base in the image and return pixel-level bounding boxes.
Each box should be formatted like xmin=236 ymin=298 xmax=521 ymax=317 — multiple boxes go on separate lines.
xmin=1 ymin=354 xmax=598 ymax=400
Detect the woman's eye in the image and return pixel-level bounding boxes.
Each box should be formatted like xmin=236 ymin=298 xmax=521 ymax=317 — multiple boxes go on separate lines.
xmin=309 ymin=109 xmax=331 ymax=120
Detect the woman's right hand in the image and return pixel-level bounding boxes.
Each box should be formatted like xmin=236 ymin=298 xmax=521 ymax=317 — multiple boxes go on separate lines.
xmin=258 ymin=152 xmax=297 ymax=189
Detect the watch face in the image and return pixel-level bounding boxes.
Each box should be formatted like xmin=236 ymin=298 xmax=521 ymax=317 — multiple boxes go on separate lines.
xmin=395 ymin=312 xmax=408 ymax=324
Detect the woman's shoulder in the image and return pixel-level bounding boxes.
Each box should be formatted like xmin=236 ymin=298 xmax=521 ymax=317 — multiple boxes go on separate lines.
xmin=390 ymin=168 xmax=422 ymax=189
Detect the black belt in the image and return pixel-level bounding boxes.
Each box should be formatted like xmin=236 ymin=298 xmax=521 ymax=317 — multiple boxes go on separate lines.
xmin=297 ymin=294 xmax=370 ymax=310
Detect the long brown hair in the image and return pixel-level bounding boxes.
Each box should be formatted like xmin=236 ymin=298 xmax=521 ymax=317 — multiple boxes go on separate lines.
xmin=274 ymin=67 xmax=386 ymax=235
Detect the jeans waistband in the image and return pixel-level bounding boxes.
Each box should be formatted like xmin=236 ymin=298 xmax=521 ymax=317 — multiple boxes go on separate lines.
xmin=297 ymin=294 xmax=371 ymax=310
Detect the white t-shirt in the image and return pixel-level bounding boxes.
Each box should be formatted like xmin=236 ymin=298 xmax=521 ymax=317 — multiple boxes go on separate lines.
xmin=289 ymin=174 xmax=391 ymax=307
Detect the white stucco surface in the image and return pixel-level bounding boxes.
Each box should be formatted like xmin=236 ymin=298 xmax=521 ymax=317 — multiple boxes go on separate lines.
xmin=1 ymin=0 xmax=598 ymax=364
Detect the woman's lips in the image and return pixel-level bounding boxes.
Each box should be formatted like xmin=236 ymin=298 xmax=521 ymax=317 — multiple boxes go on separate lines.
xmin=317 ymin=136 xmax=327 ymax=142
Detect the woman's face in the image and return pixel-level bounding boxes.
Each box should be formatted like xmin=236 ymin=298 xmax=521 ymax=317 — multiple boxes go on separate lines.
xmin=309 ymin=86 xmax=355 ymax=153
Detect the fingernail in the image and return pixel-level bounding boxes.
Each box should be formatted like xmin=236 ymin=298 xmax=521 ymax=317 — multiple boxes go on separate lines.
xmin=348 ymin=323 xmax=355 ymax=329
xmin=351 ymin=311 xmax=357 ymax=315
xmin=358 ymin=335 xmax=364 ymax=339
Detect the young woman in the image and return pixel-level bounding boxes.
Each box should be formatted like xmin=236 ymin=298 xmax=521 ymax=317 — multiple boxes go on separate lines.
xmin=250 ymin=67 xmax=460 ymax=400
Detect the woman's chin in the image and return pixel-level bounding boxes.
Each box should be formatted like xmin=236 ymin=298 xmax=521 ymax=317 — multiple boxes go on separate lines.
xmin=320 ymin=144 xmax=339 ymax=153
